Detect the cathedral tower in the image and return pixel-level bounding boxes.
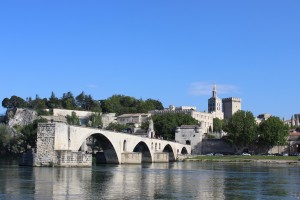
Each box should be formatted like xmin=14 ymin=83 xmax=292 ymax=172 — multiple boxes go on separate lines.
xmin=208 ymin=83 xmax=223 ymax=119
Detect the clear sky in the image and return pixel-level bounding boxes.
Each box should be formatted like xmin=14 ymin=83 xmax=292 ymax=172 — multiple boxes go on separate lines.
xmin=0 ymin=1 xmax=299 ymax=119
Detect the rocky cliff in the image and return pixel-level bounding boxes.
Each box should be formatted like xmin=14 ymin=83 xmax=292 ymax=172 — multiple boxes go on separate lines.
xmin=6 ymin=108 xmax=38 ymax=127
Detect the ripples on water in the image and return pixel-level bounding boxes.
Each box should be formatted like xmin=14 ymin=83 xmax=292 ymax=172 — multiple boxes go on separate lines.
xmin=0 ymin=161 xmax=300 ymax=200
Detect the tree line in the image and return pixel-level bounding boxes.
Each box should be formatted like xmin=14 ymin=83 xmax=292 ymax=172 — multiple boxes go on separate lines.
xmin=213 ymin=110 xmax=290 ymax=153
xmin=2 ymin=93 xmax=164 ymax=115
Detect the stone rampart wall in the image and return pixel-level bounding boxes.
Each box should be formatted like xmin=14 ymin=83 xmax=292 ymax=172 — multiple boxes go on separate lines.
xmin=193 ymin=139 xmax=235 ymax=155
xmin=53 ymin=109 xmax=93 ymax=118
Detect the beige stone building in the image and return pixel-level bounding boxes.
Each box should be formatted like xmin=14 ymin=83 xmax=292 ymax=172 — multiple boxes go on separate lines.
xmin=46 ymin=108 xmax=116 ymax=128
xmin=208 ymin=83 xmax=224 ymax=120
xmin=290 ymin=114 xmax=300 ymax=127
xmin=222 ymin=97 xmax=242 ymax=119
xmin=256 ymin=113 xmax=272 ymax=124
xmin=175 ymin=125 xmax=203 ymax=147
xmin=117 ymin=113 xmax=151 ymax=128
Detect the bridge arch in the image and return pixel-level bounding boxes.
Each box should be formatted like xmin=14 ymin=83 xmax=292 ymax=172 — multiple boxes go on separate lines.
xmin=181 ymin=147 xmax=188 ymax=154
xmin=133 ymin=141 xmax=152 ymax=163
xmin=162 ymin=144 xmax=176 ymax=162
xmin=78 ymin=133 xmax=119 ymax=164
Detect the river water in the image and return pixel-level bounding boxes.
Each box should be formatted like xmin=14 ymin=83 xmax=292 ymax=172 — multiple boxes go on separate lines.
xmin=0 ymin=161 xmax=299 ymax=200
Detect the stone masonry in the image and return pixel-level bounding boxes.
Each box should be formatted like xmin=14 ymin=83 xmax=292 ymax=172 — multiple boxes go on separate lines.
xmin=35 ymin=123 xmax=56 ymax=166
xmin=20 ymin=123 xmax=92 ymax=167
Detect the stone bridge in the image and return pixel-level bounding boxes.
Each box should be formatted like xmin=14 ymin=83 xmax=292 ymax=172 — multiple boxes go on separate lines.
xmin=22 ymin=123 xmax=191 ymax=167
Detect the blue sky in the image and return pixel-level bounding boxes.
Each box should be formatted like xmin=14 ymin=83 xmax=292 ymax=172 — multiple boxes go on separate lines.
xmin=0 ymin=1 xmax=299 ymax=119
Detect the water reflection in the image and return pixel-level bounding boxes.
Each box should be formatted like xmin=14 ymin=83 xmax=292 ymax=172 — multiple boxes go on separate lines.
xmin=0 ymin=161 xmax=300 ymax=199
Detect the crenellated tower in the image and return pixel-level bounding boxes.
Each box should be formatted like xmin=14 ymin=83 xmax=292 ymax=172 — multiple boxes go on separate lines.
xmin=222 ymin=97 xmax=242 ymax=119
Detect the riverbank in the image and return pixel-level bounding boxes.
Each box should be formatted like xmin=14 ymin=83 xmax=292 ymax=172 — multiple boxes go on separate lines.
xmin=184 ymin=155 xmax=300 ymax=164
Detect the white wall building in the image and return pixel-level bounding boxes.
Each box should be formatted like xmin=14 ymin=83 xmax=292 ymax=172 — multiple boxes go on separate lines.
xmin=51 ymin=109 xmax=116 ymax=128
xmin=117 ymin=113 xmax=151 ymax=128
xmin=175 ymin=125 xmax=203 ymax=149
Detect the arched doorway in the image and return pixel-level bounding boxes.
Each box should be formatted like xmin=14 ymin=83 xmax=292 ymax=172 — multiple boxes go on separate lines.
xmin=133 ymin=142 xmax=152 ymax=163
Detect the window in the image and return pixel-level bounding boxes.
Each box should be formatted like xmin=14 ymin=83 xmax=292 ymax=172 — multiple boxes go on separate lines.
xmin=123 ymin=140 xmax=126 ymax=151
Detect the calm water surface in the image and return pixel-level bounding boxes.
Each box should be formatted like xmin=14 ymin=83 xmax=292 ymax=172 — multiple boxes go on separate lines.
xmin=0 ymin=161 xmax=300 ymax=200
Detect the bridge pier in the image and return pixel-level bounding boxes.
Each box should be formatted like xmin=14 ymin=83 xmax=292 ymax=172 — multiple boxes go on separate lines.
xmin=57 ymin=150 xmax=92 ymax=167
xmin=121 ymin=152 xmax=142 ymax=164
xmin=153 ymin=152 xmax=169 ymax=163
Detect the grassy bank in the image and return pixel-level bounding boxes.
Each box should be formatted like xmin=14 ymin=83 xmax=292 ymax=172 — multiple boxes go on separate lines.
xmin=185 ymin=155 xmax=300 ymax=163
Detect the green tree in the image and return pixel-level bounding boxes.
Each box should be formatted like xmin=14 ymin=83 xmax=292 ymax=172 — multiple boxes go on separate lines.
xmin=100 ymin=95 xmax=163 ymax=115
xmin=141 ymin=120 xmax=150 ymax=130
xmin=213 ymin=118 xmax=224 ymax=133
xmin=62 ymin=92 xmax=76 ymax=110
xmin=30 ymin=95 xmax=48 ymax=115
xmin=85 ymin=95 xmax=101 ymax=111
xmin=224 ymin=110 xmax=258 ymax=151
xmin=258 ymin=116 xmax=289 ymax=149
xmin=66 ymin=111 xmax=80 ymax=125
xmin=87 ymin=112 xmax=103 ymax=128
xmin=145 ymin=99 xmax=164 ymax=110
xmin=2 ymin=98 xmax=10 ymax=109
xmin=47 ymin=91 xmax=61 ymax=109
xmin=137 ymin=99 xmax=164 ymax=113
xmin=0 ymin=124 xmax=11 ymax=153
xmin=152 ymin=113 xmax=199 ymax=140
xmin=2 ymin=96 xmax=28 ymax=109
xmin=20 ymin=118 xmax=48 ymax=151
xmin=76 ymin=91 xmax=86 ymax=109
xmin=105 ymin=122 xmax=129 ymax=132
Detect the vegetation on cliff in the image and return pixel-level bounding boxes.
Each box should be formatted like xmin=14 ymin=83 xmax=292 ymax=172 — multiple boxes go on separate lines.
xmin=0 ymin=118 xmax=47 ymax=156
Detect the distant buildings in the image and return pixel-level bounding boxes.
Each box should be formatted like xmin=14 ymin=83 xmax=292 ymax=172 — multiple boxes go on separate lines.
xmin=285 ymin=114 xmax=300 ymax=127
xmin=117 ymin=113 xmax=150 ymax=128
xmin=256 ymin=113 xmax=272 ymax=124
xmin=152 ymin=83 xmax=242 ymax=136
xmin=173 ymin=83 xmax=242 ymax=152
xmin=149 ymin=106 xmax=213 ymax=133
xmin=208 ymin=83 xmax=242 ymax=120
